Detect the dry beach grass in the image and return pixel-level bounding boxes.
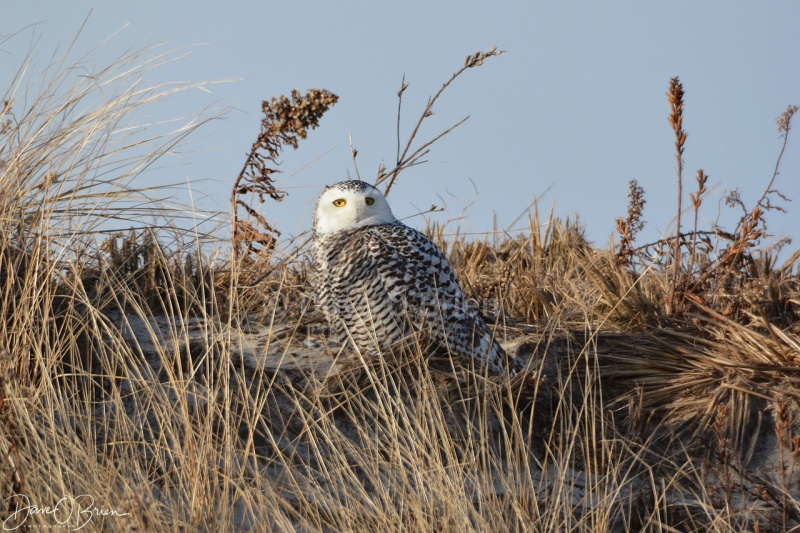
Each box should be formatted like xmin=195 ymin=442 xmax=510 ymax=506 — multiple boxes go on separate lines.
xmin=0 ymin=39 xmax=798 ymax=532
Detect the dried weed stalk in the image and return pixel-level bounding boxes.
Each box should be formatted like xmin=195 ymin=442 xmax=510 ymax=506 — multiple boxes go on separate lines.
xmin=772 ymin=398 xmax=794 ymax=531
xmin=713 ymin=404 xmax=734 ymax=506
xmin=231 ymin=88 xmax=338 ymax=260
xmin=667 ymin=76 xmax=687 ymax=315
xmin=687 ymin=169 xmax=710 ymax=279
xmin=615 ymin=179 xmax=646 ymax=265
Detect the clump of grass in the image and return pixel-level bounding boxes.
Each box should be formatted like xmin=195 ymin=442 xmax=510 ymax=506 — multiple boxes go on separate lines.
xmin=0 ymin=36 xmax=217 ymax=367
xmin=0 ymin=33 xmax=226 ymax=528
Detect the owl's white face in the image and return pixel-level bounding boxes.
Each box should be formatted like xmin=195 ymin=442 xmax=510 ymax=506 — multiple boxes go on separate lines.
xmin=313 ymin=181 xmax=397 ymax=235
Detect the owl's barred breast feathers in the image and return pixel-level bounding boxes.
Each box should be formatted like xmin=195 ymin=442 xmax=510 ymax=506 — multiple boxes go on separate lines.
xmin=312 ymin=180 xmax=518 ymax=376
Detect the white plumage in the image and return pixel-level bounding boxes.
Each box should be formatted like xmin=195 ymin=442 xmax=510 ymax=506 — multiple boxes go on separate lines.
xmin=312 ymin=180 xmax=518 ymax=375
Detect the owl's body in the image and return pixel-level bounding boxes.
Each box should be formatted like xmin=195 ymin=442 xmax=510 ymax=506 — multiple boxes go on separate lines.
xmin=312 ymin=180 xmax=516 ymax=375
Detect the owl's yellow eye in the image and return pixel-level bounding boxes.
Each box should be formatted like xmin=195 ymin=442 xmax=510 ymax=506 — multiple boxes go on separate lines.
xmin=332 ymin=199 xmax=346 ymax=207
xmin=365 ymin=197 xmax=375 ymax=206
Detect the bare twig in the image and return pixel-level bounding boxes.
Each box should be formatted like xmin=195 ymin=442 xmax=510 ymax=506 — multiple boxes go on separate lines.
xmin=757 ymin=105 xmax=798 ymax=213
xmin=376 ymin=48 xmax=504 ymax=196
xmin=349 ymin=133 xmax=361 ymax=181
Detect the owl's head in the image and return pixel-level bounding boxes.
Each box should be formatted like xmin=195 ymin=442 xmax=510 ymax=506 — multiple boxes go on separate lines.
xmin=312 ymin=180 xmax=396 ymax=236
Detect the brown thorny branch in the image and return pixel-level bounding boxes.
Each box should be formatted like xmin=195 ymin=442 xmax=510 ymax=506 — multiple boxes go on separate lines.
xmin=231 ymin=89 xmax=338 ymax=260
xmin=374 ymin=47 xmax=504 ymax=196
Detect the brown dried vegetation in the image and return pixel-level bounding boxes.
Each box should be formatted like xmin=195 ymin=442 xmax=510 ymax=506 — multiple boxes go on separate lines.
xmin=231 ymin=88 xmax=339 ymax=261
xmin=0 ymin=42 xmax=798 ymax=532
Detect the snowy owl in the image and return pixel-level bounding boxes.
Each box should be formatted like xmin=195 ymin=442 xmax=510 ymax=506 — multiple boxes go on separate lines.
xmin=312 ymin=180 xmax=519 ymax=375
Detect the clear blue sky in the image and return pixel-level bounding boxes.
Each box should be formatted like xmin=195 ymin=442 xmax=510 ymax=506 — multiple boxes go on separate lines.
xmin=4 ymin=1 xmax=800 ymax=256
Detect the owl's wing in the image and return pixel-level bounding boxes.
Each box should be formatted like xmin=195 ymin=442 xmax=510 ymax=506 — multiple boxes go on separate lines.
xmin=324 ymin=227 xmax=414 ymax=349
xmin=371 ymin=224 xmax=515 ymax=375
xmin=330 ymin=224 xmax=513 ymax=374
xmin=371 ymin=224 xmax=466 ymax=315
